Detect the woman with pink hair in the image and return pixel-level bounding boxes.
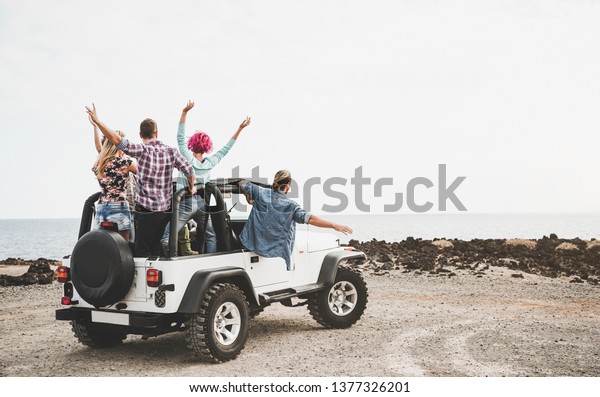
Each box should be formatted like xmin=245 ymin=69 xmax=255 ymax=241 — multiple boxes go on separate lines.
xmin=164 ymin=100 xmax=251 ymax=254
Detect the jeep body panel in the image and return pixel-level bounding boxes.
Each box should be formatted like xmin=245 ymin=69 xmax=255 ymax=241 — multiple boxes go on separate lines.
xmin=64 ymin=251 xmax=249 ymax=313
xmin=60 ymin=246 xmax=362 ymax=321
xmin=177 ymin=266 xmax=256 ymax=313
xmin=307 ymin=229 xmax=340 ymax=252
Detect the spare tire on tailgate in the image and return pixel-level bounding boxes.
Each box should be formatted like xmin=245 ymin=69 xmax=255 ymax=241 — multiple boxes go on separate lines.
xmin=71 ymin=229 xmax=134 ymax=307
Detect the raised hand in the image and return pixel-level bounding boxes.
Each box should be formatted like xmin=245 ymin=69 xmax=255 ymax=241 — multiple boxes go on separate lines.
xmin=84 ymin=104 xmax=122 ymax=146
xmin=179 ymin=100 xmax=195 ymax=124
xmin=90 ymin=107 xmax=102 ymax=153
xmin=239 ymin=117 xmax=251 ymax=130
xmin=85 ymin=103 xmax=99 ymax=125
xmin=232 ymin=117 xmax=251 ymax=140
xmin=182 ymin=100 xmax=195 ymax=113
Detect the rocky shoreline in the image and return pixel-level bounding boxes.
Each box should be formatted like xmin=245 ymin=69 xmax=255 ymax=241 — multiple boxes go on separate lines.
xmin=345 ymin=235 xmax=600 ymax=285
xmin=2 ymin=235 xmax=599 ymax=287
xmin=0 ymin=258 xmax=60 ymax=287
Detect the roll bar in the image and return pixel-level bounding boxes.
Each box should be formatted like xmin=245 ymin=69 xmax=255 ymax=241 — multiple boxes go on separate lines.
xmin=78 ymin=192 xmax=101 ymax=239
xmin=168 ymin=181 xmax=230 ymax=258
xmin=78 ymin=178 xmax=266 ymax=257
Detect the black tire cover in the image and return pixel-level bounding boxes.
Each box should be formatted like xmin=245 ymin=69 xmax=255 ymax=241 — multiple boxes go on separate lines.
xmin=71 ymin=230 xmax=134 ymax=307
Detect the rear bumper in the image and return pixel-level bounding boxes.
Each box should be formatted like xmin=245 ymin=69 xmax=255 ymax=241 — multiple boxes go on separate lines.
xmin=55 ymin=308 xmax=182 ymax=328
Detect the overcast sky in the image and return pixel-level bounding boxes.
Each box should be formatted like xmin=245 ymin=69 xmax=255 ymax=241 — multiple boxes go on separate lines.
xmin=1 ymin=0 xmax=599 ymax=219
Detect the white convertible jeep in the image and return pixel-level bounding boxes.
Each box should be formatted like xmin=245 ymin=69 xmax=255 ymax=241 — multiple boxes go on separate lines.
xmin=55 ymin=179 xmax=368 ymax=362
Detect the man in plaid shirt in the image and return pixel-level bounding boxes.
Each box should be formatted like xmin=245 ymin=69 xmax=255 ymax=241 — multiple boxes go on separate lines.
xmin=86 ymin=104 xmax=195 ymax=257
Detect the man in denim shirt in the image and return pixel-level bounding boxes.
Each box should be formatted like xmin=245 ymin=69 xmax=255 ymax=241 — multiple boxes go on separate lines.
xmin=238 ymin=170 xmax=352 ymax=270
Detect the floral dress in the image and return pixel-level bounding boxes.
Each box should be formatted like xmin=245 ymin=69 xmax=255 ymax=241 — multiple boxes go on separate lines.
xmin=94 ymin=156 xmax=133 ymax=202
xmin=92 ymin=155 xmax=135 ymax=233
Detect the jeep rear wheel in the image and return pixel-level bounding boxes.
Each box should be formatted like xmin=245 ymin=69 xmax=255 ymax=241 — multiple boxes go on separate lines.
xmin=308 ymin=267 xmax=368 ymax=329
xmin=185 ymin=283 xmax=249 ymax=363
xmin=71 ymin=319 xmax=126 ymax=348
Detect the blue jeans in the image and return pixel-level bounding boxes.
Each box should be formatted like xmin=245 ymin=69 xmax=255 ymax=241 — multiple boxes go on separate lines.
xmin=162 ymin=195 xmax=217 ymax=253
xmin=94 ymin=202 xmax=132 ymax=231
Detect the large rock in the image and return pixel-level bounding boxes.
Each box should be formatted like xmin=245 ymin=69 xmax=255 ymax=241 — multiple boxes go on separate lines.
xmin=0 ymin=258 xmax=59 ymax=287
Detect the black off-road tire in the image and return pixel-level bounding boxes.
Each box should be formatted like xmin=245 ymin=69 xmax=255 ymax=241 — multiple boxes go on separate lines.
xmin=70 ymin=319 xmax=126 ymax=348
xmin=185 ymin=283 xmax=250 ymax=363
xmin=308 ymin=266 xmax=368 ymax=329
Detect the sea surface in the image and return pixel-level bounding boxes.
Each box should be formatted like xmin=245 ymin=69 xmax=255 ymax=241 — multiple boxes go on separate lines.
xmin=0 ymin=213 xmax=599 ymax=260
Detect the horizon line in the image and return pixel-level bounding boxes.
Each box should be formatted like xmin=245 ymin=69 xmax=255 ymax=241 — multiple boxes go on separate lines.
xmin=2 ymin=211 xmax=600 ymax=221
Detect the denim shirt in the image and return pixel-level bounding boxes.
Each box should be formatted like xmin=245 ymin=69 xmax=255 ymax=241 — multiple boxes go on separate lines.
xmin=239 ymin=181 xmax=311 ymax=270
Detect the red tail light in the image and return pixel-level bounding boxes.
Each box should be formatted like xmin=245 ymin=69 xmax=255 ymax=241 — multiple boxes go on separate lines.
xmin=60 ymin=283 xmax=77 ymax=305
xmin=146 ymin=269 xmax=162 ymax=287
xmin=56 ymin=266 xmax=70 ymax=283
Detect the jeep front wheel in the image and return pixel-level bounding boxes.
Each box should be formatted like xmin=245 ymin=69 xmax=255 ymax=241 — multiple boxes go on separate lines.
xmin=185 ymin=283 xmax=250 ymax=363
xmin=308 ymin=267 xmax=368 ymax=329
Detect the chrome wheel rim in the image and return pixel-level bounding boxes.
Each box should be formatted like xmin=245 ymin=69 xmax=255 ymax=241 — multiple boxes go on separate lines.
xmin=328 ymin=281 xmax=357 ymax=316
xmin=213 ymin=302 xmax=241 ymax=345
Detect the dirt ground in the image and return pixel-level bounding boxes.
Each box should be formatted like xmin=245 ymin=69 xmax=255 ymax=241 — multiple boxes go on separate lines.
xmin=1 ymin=265 xmax=599 ymax=377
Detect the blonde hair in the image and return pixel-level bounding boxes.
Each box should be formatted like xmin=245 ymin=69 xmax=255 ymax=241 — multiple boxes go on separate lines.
xmin=272 ymin=170 xmax=292 ymax=192
xmin=93 ymin=130 xmax=126 ymax=178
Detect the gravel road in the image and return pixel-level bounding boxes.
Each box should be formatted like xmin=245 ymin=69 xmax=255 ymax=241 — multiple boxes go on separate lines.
xmin=1 ymin=267 xmax=599 ymax=377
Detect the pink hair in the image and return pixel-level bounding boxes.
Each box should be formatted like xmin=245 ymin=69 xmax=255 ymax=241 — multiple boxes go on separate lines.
xmin=187 ymin=131 xmax=213 ymax=154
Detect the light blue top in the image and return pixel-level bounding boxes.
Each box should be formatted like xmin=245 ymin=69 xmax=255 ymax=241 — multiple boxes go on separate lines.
xmin=176 ymin=122 xmax=235 ymax=190
xmin=239 ymin=181 xmax=312 ymax=270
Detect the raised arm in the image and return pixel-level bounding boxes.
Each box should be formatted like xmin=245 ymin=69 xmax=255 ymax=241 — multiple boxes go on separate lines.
xmin=232 ymin=117 xmax=251 ymax=140
xmin=176 ymin=101 xmax=195 ymax=163
xmin=307 ymin=215 xmax=353 ymax=235
xmin=204 ymin=117 xmax=252 ymax=167
xmin=90 ymin=114 xmax=102 ymax=153
xmin=179 ymin=100 xmax=194 ymax=124
xmin=85 ymin=104 xmax=122 ymax=146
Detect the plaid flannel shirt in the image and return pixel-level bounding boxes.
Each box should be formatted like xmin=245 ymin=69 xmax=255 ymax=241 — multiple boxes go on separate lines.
xmin=117 ymin=138 xmax=193 ymax=212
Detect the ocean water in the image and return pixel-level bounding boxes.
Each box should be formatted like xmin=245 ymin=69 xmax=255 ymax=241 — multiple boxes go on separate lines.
xmin=0 ymin=218 xmax=80 ymax=261
xmin=0 ymin=214 xmax=599 ymax=260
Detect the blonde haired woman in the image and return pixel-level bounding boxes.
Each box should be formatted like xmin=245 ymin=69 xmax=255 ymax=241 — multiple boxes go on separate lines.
xmin=92 ymin=129 xmax=137 ymax=241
